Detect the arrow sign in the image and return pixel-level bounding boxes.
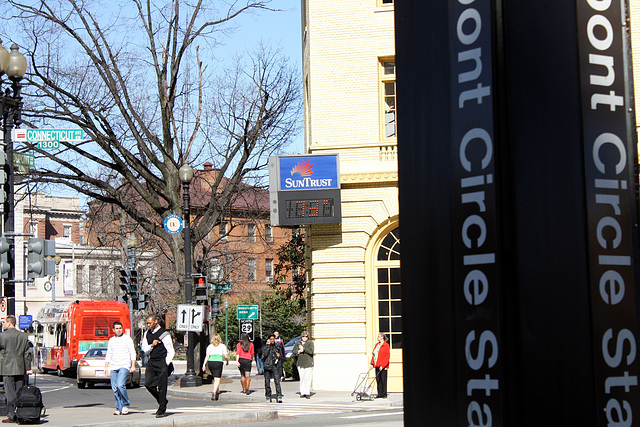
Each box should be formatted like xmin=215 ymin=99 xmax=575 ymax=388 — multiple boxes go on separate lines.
xmin=237 ymin=305 xmax=259 ymax=320
xmin=176 ymin=304 xmax=203 ymax=332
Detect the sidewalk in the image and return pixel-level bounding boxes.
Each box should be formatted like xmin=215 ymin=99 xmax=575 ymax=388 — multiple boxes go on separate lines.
xmin=41 ymin=361 xmax=403 ymax=426
xmin=167 ymin=361 xmax=403 ymax=407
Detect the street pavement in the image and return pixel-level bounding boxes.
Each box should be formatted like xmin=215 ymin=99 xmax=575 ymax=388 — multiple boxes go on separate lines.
xmin=39 ymin=361 xmax=403 ymax=426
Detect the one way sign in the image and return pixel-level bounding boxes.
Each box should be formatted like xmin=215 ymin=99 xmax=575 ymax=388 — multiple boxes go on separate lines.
xmin=176 ymin=304 xmax=204 ymax=332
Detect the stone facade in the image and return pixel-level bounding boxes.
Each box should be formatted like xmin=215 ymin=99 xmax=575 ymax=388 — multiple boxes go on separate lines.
xmin=302 ymin=0 xmax=401 ymax=392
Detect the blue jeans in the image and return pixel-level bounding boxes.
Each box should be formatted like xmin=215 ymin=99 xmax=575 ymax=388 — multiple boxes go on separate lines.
xmin=110 ymin=368 xmax=130 ymax=411
xmin=255 ymin=353 xmax=264 ymax=374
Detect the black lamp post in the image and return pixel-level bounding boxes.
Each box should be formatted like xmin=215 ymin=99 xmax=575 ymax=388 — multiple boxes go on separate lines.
xmin=179 ymin=164 xmax=201 ymax=387
xmin=0 ymin=41 xmax=27 ymax=316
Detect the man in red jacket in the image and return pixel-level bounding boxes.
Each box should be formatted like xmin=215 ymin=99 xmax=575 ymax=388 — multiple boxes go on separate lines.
xmin=370 ymin=333 xmax=390 ymax=399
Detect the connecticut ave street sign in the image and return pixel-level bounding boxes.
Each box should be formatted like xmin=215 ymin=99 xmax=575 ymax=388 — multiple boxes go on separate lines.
xmin=13 ymin=128 xmax=85 ymax=150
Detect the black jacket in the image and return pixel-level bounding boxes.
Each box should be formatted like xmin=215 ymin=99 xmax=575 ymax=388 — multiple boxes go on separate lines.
xmin=261 ymin=343 xmax=281 ymax=370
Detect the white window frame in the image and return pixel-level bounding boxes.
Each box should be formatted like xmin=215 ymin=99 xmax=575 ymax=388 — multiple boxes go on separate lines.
xmin=265 ymin=258 xmax=273 ymax=282
xmin=248 ymin=258 xmax=257 ymax=281
xmin=265 ymin=225 xmax=273 ymax=243
xmin=379 ymin=58 xmax=396 ymax=141
xmin=247 ymin=223 xmax=256 ymax=242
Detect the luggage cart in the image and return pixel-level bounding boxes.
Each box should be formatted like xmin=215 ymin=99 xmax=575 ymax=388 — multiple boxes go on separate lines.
xmin=351 ymin=368 xmax=376 ymax=401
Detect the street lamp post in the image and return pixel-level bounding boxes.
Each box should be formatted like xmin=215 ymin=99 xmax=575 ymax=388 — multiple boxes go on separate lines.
xmin=0 ymin=41 xmax=27 ymax=316
xmin=179 ymin=164 xmax=201 ymax=387
xmin=53 ymin=254 xmax=62 ymax=303
xmin=224 ymin=299 xmax=229 ymax=348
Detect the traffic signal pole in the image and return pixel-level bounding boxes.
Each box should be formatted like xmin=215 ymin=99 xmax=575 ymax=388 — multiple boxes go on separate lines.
xmin=2 ymin=80 xmax=19 ymax=316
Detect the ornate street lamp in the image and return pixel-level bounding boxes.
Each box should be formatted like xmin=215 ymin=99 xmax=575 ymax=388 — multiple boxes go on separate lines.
xmin=0 ymin=41 xmax=27 ymax=316
xmin=178 ymin=164 xmax=201 ymax=387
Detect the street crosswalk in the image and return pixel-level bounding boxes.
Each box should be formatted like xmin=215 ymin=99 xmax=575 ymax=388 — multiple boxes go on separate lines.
xmin=168 ymin=402 xmax=385 ymax=417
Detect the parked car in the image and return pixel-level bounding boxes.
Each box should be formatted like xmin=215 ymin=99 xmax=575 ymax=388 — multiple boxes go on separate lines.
xmin=284 ymin=336 xmax=302 ymax=359
xmin=283 ymin=336 xmax=302 ymax=381
xmin=76 ymin=347 xmax=141 ymax=389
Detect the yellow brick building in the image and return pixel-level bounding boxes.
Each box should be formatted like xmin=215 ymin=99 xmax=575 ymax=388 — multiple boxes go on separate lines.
xmin=302 ymin=0 xmax=401 ymax=392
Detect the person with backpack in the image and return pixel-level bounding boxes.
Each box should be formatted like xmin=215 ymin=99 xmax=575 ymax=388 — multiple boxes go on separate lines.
xmin=261 ymin=334 xmax=283 ymax=403
xmin=0 ymin=315 xmax=33 ymax=423
xmin=105 ymin=321 xmax=136 ymax=415
xmin=273 ymin=331 xmax=286 ymax=381
xmin=141 ymin=315 xmax=174 ymax=418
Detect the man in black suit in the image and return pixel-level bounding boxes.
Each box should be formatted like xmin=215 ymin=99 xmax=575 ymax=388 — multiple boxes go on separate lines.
xmin=0 ymin=315 xmax=32 ymax=423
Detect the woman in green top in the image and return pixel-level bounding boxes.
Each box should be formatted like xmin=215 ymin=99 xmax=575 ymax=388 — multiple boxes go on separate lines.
xmin=202 ymin=334 xmax=229 ymax=400
xmin=294 ymin=331 xmax=314 ymax=399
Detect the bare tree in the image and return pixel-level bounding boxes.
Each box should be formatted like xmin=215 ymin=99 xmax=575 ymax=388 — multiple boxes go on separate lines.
xmin=2 ymin=0 xmax=301 ymax=296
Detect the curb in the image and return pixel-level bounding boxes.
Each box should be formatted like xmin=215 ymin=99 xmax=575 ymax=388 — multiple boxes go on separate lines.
xmin=64 ymin=411 xmax=278 ymax=427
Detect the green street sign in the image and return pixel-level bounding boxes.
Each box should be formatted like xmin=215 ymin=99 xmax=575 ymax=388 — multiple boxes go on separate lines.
xmin=210 ymin=283 xmax=232 ymax=294
xmin=237 ymin=305 xmax=259 ymax=320
xmin=14 ymin=152 xmax=34 ymax=174
xmin=13 ymin=129 xmax=85 ymax=149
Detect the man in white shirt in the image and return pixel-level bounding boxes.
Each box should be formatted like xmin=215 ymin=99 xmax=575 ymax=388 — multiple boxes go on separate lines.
xmin=141 ymin=315 xmax=174 ymax=418
xmin=105 ymin=322 xmax=136 ymax=416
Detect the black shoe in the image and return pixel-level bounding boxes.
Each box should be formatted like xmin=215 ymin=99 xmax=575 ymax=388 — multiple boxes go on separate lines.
xmin=305 ymin=395 xmax=310 ymax=399
xmin=300 ymin=394 xmax=305 ymax=398
xmin=277 ymin=397 xmax=282 ymax=403
xmin=155 ymin=412 xmax=167 ymax=418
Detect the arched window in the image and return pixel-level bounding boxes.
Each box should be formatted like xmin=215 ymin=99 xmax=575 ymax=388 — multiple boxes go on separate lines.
xmin=376 ymin=227 xmax=401 ymax=349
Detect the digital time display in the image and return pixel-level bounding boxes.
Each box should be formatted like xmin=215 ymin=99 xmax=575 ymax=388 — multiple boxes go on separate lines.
xmin=271 ymin=189 xmax=342 ymax=226
xmin=285 ymin=198 xmax=334 ymax=219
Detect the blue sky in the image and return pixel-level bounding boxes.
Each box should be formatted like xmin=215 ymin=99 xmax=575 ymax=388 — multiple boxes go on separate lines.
xmin=217 ymin=2 xmax=304 ymax=154
xmin=217 ymin=2 xmax=302 ymax=67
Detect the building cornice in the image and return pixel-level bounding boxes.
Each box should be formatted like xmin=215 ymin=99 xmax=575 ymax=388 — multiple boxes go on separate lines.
xmin=340 ymin=172 xmax=398 ymax=187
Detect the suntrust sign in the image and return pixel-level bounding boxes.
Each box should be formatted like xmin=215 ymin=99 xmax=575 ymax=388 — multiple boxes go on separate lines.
xmin=278 ymin=155 xmax=340 ymax=191
xmin=577 ymin=0 xmax=640 ymax=423
xmin=268 ymin=155 xmax=342 ymax=226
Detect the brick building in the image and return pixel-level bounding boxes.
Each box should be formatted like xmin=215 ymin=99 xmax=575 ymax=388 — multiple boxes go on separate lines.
xmin=12 ymin=192 xmax=150 ymax=319
xmin=302 ymin=0 xmax=401 ymax=392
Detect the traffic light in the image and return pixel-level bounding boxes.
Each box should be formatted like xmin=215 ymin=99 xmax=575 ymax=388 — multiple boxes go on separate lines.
xmin=210 ymin=295 xmax=221 ymax=316
xmin=194 ymin=274 xmax=207 ymax=301
xmin=0 ymin=237 xmax=9 ymax=278
xmin=27 ymin=238 xmax=55 ymax=278
xmin=119 ymin=269 xmax=131 ymax=292
xmin=137 ymin=294 xmax=148 ymax=310
xmin=130 ymin=269 xmax=138 ymax=293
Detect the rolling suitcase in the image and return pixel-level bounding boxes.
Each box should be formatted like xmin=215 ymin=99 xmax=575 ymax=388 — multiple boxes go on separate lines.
xmin=15 ymin=374 xmax=45 ymax=424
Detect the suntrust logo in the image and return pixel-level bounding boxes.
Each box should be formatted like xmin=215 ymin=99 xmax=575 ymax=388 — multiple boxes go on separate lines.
xmin=290 ymin=160 xmax=314 ymax=177
xmin=279 ymin=155 xmax=339 ymax=191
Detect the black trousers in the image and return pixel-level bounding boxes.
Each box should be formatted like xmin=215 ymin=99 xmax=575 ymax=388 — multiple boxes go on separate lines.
xmin=375 ymin=367 xmax=387 ymax=397
xmin=144 ymin=359 xmax=168 ymax=413
xmin=263 ymin=368 xmax=282 ymax=399
xmin=4 ymin=374 xmax=26 ymax=421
